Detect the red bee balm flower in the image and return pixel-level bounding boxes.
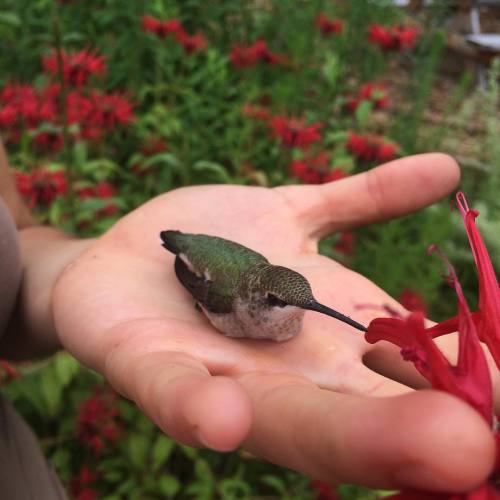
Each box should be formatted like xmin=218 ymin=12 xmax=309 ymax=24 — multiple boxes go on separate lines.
xmin=289 ymin=153 xmax=346 ymax=184
xmin=175 ymin=30 xmax=207 ymax=54
xmin=399 ymin=288 xmax=428 ymax=315
xmin=241 ymin=103 xmax=271 ymax=121
xmin=346 ymin=132 xmax=398 ymax=163
xmin=78 ymin=181 xmax=119 ymax=217
xmin=311 ymin=480 xmax=338 ymax=499
xmin=345 ymin=82 xmax=389 ymax=113
xmin=141 ymin=15 xmax=182 ymax=38
xmin=70 ymin=465 xmax=100 ymax=500
xmin=334 ymin=231 xmax=356 ymax=258
xmin=270 ymin=116 xmax=322 ymax=149
xmin=32 ymin=131 xmax=64 ymax=153
xmin=14 ymin=168 xmax=67 ymax=209
xmin=43 ymin=49 xmax=106 ymax=87
xmin=86 ymin=91 xmax=134 ymax=137
xmin=76 ymin=387 xmax=121 ymax=455
xmin=315 ymin=14 xmax=343 ymax=36
xmin=0 ymin=360 xmax=20 ymax=384
xmin=230 ymin=40 xmax=286 ymax=68
xmin=368 ymin=24 xmax=419 ymax=52
xmin=364 ymin=192 xmax=499 ymax=498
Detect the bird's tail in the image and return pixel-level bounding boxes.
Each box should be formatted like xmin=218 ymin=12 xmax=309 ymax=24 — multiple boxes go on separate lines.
xmin=160 ymin=230 xmax=182 ymax=254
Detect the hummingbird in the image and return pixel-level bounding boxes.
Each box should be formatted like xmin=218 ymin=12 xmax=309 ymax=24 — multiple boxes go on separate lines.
xmin=160 ymin=230 xmax=367 ymax=342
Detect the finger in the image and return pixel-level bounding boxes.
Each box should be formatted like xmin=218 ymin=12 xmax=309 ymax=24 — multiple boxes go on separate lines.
xmin=104 ymin=348 xmax=253 ymax=452
xmin=239 ymin=373 xmax=496 ymax=493
xmin=277 ymin=153 xmax=460 ymax=239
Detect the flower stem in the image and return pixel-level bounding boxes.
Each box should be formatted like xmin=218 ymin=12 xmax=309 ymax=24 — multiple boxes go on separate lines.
xmin=51 ymin=4 xmax=76 ymax=231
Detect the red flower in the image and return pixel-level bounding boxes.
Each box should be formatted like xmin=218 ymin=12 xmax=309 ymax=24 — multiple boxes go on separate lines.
xmin=364 ymin=193 xmax=499 ymax=498
xmin=241 ymin=103 xmax=271 ymax=121
xmin=311 ymin=480 xmax=338 ymax=500
xmin=270 ymin=116 xmax=322 ymax=149
xmin=0 ymin=360 xmax=20 ymax=385
xmin=315 ymin=14 xmax=343 ymax=36
xmin=14 ymin=168 xmax=67 ymax=208
xmin=230 ymin=40 xmax=286 ymax=68
xmin=78 ymin=181 xmax=119 ymax=217
xmin=43 ymin=49 xmax=106 ymax=87
xmin=346 ymin=132 xmax=398 ymax=163
xmin=368 ymin=24 xmax=419 ymax=52
xmin=394 ymin=26 xmax=419 ymax=50
xmin=359 ymin=82 xmax=388 ymax=109
xmin=456 ymin=193 xmax=500 ymax=367
xmin=399 ymin=289 xmax=428 ymax=315
xmin=175 ymin=30 xmax=207 ymax=54
xmin=334 ymin=231 xmax=356 ymax=257
xmin=70 ymin=465 xmax=100 ymax=500
xmin=0 ymin=105 xmax=17 ymax=128
xmin=74 ymin=489 xmax=99 ymax=500
xmin=140 ymin=137 xmax=168 ymax=156
xmin=65 ymin=91 xmax=91 ymax=127
xmin=425 ymin=194 xmax=500 ymax=368
xmin=85 ymin=91 xmax=134 ymax=137
xmin=0 ymin=84 xmax=40 ymax=129
xmin=344 ymin=82 xmax=389 ymax=113
xmin=32 ymin=131 xmax=64 ymax=153
xmin=322 ymin=168 xmax=346 ymax=183
xmin=142 ymin=14 xmax=161 ymax=34
xmin=230 ymin=40 xmax=268 ymax=68
xmin=289 ymin=154 xmax=347 ymax=185
xmin=141 ymin=15 xmax=182 ymax=38
xmin=76 ymin=387 xmax=121 ymax=455
xmin=368 ymin=25 xmax=396 ymax=51
xmin=377 ymin=142 xmax=398 ymax=163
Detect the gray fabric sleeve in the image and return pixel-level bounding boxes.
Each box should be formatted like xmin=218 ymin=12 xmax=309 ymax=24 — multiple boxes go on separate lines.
xmin=0 ymin=198 xmax=22 ymax=338
xmin=0 ymin=200 xmax=68 ymax=499
xmin=0 ymin=396 xmax=67 ymax=499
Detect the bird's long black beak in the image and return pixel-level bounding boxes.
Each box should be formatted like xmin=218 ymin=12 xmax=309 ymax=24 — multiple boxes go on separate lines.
xmin=304 ymin=300 xmax=367 ymax=332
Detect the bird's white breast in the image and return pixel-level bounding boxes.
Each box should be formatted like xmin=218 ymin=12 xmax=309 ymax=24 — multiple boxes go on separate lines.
xmin=202 ymin=298 xmax=305 ymax=341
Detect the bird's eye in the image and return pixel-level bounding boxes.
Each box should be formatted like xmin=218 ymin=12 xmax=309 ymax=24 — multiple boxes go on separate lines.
xmin=267 ymin=293 xmax=287 ymax=308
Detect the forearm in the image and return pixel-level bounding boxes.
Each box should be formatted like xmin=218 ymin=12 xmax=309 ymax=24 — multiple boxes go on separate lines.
xmin=0 ymin=226 xmax=94 ymax=360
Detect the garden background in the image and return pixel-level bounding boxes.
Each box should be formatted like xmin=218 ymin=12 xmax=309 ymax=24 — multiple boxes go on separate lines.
xmin=0 ymin=0 xmax=499 ymax=498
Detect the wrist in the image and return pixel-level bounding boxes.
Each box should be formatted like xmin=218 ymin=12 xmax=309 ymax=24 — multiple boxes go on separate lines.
xmin=1 ymin=226 xmax=95 ymax=359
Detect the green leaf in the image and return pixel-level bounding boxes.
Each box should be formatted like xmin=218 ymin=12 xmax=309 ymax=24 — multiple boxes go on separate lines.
xmin=218 ymin=478 xmax=252 ymax=499
xmin=151 ymin=435 xmax=175 ymax=472
xmin=158 ymin=475 xmax=181 ymax=497
xmin=260 ymin=474 xmax=286 ymax=494
xmin=0 ymin=12 xmax=21 ymax=27
xmin=126 ymin=433 xmax=150 ymax=469
xmin=179 ymin=444 xmax=198 ymax=459
xmin=194 ymin=458 xmax=215 ymax=484
xmin=322 ymin=53 xmax=340 ymax=89
xmin=355 ymin=100 xmax=373 ymax=129
xmin=192 ymin=160 xmax=232 ymax=183
xmin=53 ymin=353 xmax=80 ymax=388
xmin=41 ymin=366 xmax=62 ymax=418
xmin=103 ymin=470 xmax=124 ymax=482
xmin=325 ymin=131 xmax=349 ymax=145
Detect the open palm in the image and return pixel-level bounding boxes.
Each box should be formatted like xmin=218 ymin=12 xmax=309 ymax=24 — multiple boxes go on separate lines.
xmin=53 ymin=154 xmax=496 ymax=492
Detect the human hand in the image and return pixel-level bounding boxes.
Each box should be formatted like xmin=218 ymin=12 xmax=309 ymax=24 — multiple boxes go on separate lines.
xmin=52 ymin=153 xmax=497 ymax=492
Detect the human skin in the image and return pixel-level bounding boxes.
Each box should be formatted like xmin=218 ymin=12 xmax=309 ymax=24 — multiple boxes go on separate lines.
xmin=2 ymin=151 xmax=498 ymax=492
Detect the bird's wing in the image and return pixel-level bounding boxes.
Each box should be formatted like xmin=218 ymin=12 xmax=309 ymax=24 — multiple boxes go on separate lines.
xmin=160 ymin=230 xmax=267 ymax=278
xmin=174 ymin=256 xmax=233 ymax=314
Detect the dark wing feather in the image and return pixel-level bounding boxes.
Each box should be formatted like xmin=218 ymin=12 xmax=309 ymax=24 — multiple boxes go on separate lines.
xmin=174 ymin=257 xmax=232 ymax=314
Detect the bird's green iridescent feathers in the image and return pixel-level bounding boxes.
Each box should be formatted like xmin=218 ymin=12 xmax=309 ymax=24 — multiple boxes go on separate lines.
xmin=160 ymin=230 xmax=267 ymax=313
